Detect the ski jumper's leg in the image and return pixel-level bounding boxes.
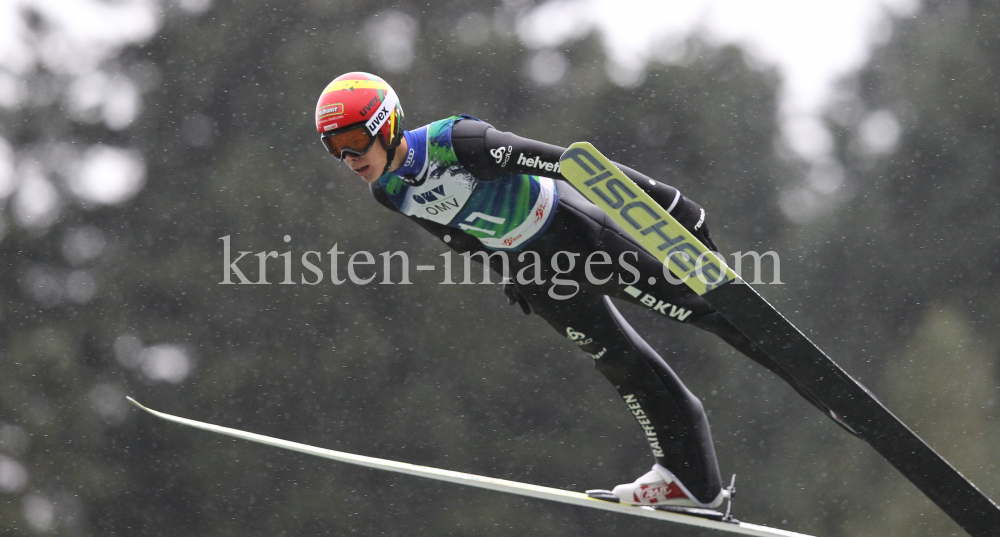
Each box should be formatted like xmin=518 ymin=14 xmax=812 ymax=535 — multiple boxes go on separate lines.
xmin=574 ymin=182 xmax=855 ymax=434
xmin=514 ymin=286 xmax=723 ymax=505
xmin=514 ymin=184 xmax=723 ymax=504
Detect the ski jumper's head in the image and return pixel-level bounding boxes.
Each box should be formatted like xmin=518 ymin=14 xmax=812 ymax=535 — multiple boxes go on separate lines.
xmin=315 ymin=72 xmax=405 ymax=182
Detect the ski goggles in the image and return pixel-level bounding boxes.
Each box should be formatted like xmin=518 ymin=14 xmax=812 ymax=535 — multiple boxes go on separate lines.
xmin=321 ymin=124 xmax=378 ymax=160
xmin=320 ymin=88 xmax=399 ymax=161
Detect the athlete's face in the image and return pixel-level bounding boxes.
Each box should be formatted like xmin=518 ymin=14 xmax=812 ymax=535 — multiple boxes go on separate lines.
xmin=343 ymin=138 xmax=388 ymax=183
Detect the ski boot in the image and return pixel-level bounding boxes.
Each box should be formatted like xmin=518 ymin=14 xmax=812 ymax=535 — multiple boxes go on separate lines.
xmin=587 ymin=465 xmax=737 ymax=522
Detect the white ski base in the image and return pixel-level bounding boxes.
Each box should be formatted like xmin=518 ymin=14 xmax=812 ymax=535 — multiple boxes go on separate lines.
xmin=127 ymin=397 xmax=814 ymax=537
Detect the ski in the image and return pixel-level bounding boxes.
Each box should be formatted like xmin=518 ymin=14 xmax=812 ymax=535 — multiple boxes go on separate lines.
xmin=127 ymin=397 xmax=813 ymax=537
xmin=559 ymin=142 xmax=1000 ymax=537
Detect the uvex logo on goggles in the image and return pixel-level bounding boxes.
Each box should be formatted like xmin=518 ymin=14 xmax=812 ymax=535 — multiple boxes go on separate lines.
xmin=363 ymin=89 xmax=398 ymax=136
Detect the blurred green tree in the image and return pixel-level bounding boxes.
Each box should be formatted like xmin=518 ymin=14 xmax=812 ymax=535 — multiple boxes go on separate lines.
xmin=774 ymin=1 xmax=1000 ymax=535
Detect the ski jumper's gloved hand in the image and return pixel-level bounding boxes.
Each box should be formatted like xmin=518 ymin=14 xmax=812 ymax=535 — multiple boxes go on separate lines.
xmin=669 ymin=195 xmax=719 ymax=253
xmin=633 ymin=172 xmax=719 ymax=253
xmin=503 ymin=281 xmax=532 ymax=315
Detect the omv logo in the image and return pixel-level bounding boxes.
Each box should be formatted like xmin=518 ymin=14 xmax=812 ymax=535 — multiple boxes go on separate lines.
xmin=412 ymin=185 xmax=446 ymax=204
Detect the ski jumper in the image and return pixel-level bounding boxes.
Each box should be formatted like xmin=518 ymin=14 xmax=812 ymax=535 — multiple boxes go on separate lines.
xmin=370 ymin=116 xmax=833 ymax=504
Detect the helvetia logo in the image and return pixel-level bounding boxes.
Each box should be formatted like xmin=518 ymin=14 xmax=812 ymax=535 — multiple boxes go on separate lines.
xmin=517 ymin=153 xmax=561 ymax=174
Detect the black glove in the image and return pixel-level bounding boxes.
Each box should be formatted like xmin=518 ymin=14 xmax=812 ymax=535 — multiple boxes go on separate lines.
xmin=503 ymin=280 xmax=532 ymax=315
xmin=696 ymin=221 xmax=719 ymax=253
xmin=670 ymin=195 xmax=720 ymax=252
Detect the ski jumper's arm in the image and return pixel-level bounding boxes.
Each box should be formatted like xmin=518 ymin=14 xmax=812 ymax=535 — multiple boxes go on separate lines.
xmin=450 ymin=119 xmax=716 ymax=250
xmin=367 ymin=117 xmax=714 ymax=253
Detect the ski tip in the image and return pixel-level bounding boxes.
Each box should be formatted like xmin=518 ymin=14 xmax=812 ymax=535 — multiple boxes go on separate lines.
xmin=558 ymin=142 xmax=593 ymax=161
xmin=126 ymin=396 xmax=148 ymax=412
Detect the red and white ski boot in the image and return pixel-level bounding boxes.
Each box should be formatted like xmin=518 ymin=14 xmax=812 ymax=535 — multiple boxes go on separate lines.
xmin=589 ymin=464 xmax=729 ymax=509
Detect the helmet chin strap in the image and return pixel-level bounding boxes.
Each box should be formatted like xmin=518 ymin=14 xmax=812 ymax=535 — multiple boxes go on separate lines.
xmin=382 ymin=144 xmax=397 ymax=176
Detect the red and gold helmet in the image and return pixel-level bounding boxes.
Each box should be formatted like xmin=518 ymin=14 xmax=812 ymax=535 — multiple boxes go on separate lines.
xmin=315 ymin=72 xmax=404 ymax=161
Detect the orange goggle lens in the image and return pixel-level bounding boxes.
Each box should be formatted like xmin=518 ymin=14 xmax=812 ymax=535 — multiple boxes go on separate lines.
xmin=321 ymin=125 xmax=377 ymax=160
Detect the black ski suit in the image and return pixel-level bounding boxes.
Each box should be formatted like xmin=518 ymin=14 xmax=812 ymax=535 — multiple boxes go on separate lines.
xmin=370 ymin=118 xmax=828 ymax=504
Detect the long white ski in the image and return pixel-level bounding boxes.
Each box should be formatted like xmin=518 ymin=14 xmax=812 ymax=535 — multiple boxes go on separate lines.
xmin=128 ymin=397 xmax=813 ymax=537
